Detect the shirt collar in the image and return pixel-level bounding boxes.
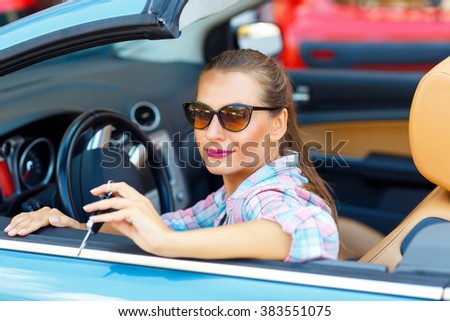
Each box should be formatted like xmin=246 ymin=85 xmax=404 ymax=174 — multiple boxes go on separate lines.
xmin=229 ymin=154 xmax=302 ymax=200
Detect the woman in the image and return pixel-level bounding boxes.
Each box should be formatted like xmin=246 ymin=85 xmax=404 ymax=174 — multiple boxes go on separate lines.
xmin=4 ymin=49 xmax=338 ymax=262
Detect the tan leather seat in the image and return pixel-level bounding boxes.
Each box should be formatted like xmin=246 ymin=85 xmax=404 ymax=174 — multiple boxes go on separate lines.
xmin=359 ymin=56 xmax=450 ymax=271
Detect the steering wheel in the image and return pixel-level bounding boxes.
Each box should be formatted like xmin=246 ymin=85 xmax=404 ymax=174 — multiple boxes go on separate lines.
xmin=56 ymin=109 xmax=173 ymax=222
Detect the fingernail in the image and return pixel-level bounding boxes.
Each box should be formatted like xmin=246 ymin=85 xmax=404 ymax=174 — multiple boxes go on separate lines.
xmin=8 ymin=228 xmax=17 ymax=236
xmin=18 ymin=229 xmax=27 ymax=235
xmin=4 ymin=225 xmax=11 ymax=232
xmin=49 ymin=216 xmax=60 ymax=224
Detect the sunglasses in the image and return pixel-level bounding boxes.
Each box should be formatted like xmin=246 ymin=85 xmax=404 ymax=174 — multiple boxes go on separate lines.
xmin=183 ymin=101 xmax=284 ymax=132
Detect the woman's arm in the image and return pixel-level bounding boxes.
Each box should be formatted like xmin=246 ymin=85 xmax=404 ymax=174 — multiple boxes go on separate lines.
xmin=162 ymin=219 xmax=292 ymax=260
xmin=86 ymin=182 xmax=292 ymax=260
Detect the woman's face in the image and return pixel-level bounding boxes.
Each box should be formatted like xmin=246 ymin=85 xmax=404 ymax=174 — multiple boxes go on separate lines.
xmin=194 ymin=70 xmax=287 ymax=184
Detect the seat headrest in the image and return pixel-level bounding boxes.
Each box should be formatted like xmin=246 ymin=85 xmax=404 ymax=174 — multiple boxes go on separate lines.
xmin=410 ymin=56 xmax=450 ymax=191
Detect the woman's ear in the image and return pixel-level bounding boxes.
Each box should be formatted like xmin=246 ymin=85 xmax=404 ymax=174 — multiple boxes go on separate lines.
xmin=270 ymin=108 xmax=288 ymax=141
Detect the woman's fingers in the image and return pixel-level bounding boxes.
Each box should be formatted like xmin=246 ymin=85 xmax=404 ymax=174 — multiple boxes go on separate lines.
xmin=88 ymin=209 xmax=142 ymax=242
xmin=85 ymin=181 xmax=167 ymax=254
xmin=48 ymin=211 xmax=81 ymax=229
xmin=90 ymin=181 xmax=142 ymax=200
xmin=89 ymin=210 xmax=130 ymax=224
xmin=4 ymin=207 xmax=81 ymax=237
xmin=89 ymin=208 xmax=169 ymax=254
xmin=83 ymin=196 xmax=138 ymax=213
xmin=5 ymin=207 xmax=52 ymax=236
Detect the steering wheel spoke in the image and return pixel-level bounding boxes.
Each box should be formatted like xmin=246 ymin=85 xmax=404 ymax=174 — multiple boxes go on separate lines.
xmin=86 ymin=124 xmax=114 ymax=150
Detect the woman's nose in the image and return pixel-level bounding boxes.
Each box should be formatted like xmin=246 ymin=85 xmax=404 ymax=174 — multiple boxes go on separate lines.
xmin=205 ymin=115 xmax=226 ymax=141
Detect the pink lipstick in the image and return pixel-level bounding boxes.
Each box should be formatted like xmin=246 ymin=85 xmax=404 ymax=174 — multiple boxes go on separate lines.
xmin=206 ymin=148 xmax=235 ymax=159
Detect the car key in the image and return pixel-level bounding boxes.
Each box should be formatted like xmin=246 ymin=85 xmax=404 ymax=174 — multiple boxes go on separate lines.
xmin=76 ymin=191 xmax=113 ymax=256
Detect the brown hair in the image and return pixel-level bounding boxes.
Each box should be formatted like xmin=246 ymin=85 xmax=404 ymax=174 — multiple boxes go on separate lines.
xmin=200 ymin=49 xmax=337 ymax=222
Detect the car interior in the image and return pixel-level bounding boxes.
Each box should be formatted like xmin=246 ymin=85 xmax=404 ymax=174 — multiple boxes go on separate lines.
xmin=0 ymin=45 xmax=208 ymax=212
xmin=360 ymin=56 xmax=450 ymax=272
xmin=1 ymin=1 xmax=449 ymax=295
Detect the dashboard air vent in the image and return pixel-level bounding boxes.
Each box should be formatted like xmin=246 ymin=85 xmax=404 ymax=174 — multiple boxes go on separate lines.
xmin=130 ymin=101 xmax=161 ymax=131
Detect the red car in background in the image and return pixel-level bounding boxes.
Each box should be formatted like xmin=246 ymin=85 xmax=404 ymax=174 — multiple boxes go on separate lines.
xmin=0 ymin=0 xmax=60 ymax=26
xmin=274 ymin=0 xmax=450 ymax=70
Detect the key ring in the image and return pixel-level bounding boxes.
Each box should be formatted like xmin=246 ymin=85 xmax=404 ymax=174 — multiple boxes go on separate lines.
xmin=107 ymin=179 xmax=113 ymax=194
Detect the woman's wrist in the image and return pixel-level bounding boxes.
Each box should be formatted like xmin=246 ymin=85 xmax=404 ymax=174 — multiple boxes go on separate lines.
xmin=148 ymin=228 xmax=179 ymax=258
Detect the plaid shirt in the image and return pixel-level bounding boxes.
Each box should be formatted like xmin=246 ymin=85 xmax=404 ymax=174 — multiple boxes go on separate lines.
xmin=161 ymin=155 xmax=339 ymax=262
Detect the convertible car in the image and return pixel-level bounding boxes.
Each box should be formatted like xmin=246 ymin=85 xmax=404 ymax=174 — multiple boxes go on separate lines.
xmin=1 ymin=0 xmax=450 ymax=302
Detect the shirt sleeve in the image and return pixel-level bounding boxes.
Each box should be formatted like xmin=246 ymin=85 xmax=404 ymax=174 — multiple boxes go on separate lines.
xmin=244 ymin=189 xmax=339 ymax=263
xmin=160 ymin=187 xmax=224 ymax=231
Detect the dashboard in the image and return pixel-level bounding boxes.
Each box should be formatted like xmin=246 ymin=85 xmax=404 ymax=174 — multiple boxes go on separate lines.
xmin=1 ymin=135 xmax=55 ymax=197
xmin=0 ymin=113 xmax=74 ymax=213
xmin=0 ymin=52 xmax=220 ymax=218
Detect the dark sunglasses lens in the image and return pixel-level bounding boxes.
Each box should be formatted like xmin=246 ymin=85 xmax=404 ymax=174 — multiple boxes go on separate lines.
xmin=184 ymin=103 xmax=212 ymax=129
xmin=220 ymin=105 xmax=250 ymax=131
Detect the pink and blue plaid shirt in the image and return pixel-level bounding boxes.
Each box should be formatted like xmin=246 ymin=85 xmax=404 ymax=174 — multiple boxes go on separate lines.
xmin=161 ymin=155 xmax=339 ymax=262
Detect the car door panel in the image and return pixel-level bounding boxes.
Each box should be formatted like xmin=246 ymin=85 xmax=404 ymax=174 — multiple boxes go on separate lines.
xmin=292 ymin=69 xmax=435 ymax=235
xmin=301 ymin=42 xmax=450 ymax=71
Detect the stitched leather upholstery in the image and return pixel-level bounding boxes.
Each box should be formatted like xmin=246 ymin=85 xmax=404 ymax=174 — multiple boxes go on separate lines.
xmin=359 ymin=57 xmax=450 ymax=271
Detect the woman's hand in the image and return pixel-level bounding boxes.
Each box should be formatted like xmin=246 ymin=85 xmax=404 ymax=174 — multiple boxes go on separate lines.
xmin=84 ymin=182 xmax=172 ymax=255
xmin=85 ymin=182 xmax=292 ymax=261
xmin=4 ymin=207 xmax=82 ymax=237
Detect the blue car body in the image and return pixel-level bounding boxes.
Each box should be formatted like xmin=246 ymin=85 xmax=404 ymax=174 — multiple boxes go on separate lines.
xmin=0 ymin=214 xmax=442 ymax=301
xmin=1 ymin=0 xmax=450 ymax=301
